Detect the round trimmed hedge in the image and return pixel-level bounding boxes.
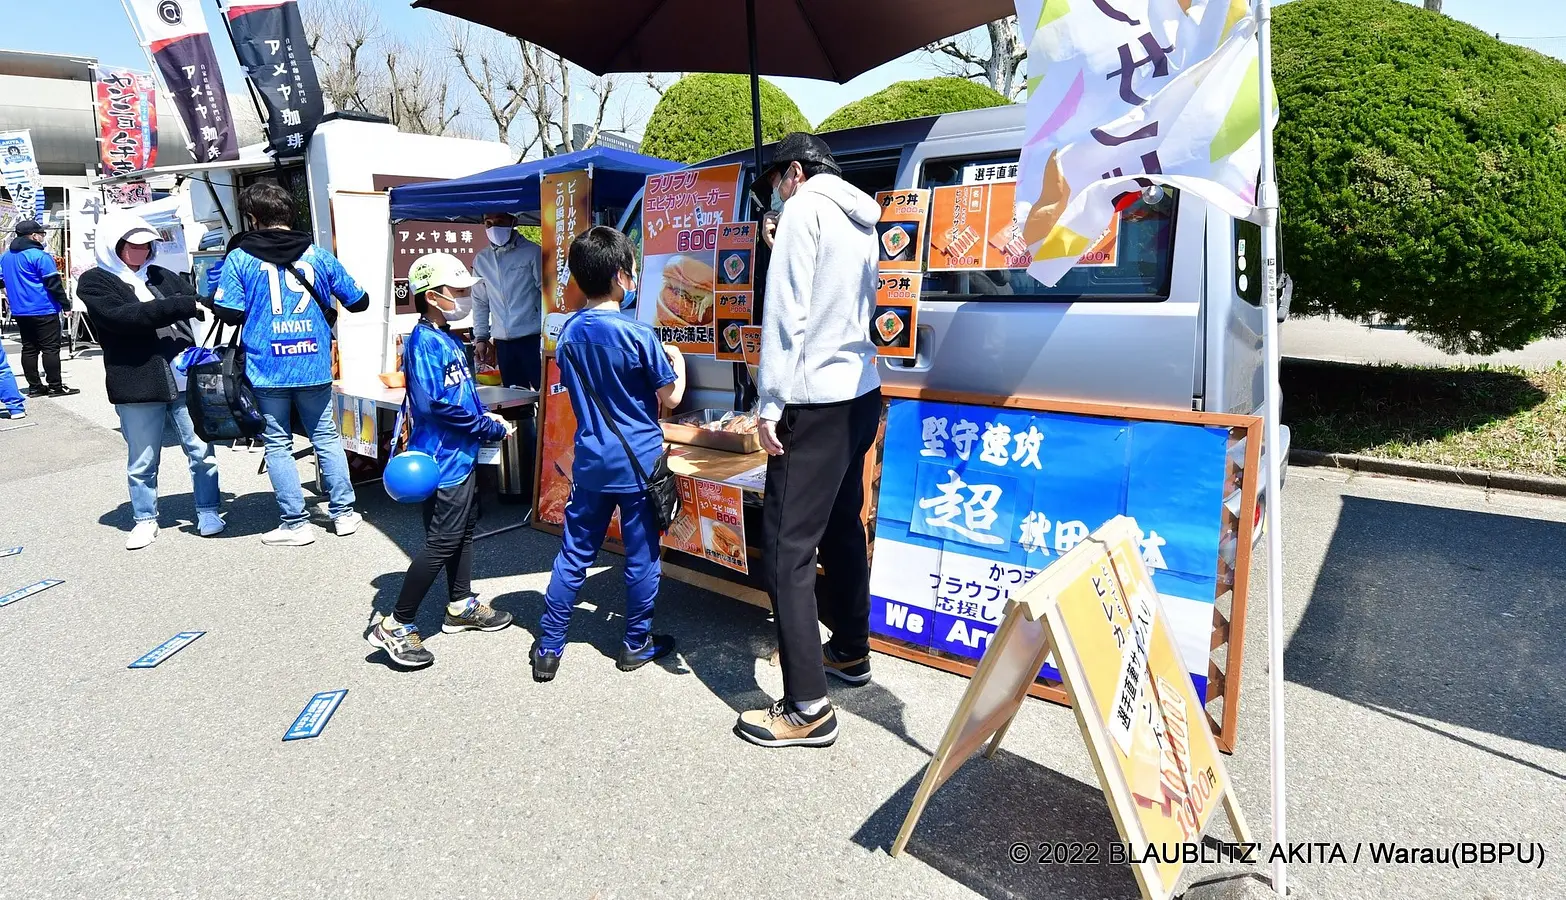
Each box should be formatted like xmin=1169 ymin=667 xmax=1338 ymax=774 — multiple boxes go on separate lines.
xmin=640 ymin=74 xmax=811 ymax=165
xmin=1275 ymin=0 xmax=1566 ymax=352
xmin=818 ymin=78 xmax=1011 ymax=133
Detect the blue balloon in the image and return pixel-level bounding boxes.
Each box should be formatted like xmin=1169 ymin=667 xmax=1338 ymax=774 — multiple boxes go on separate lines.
xmin=384 ymin=451 xmax=440 ymax=503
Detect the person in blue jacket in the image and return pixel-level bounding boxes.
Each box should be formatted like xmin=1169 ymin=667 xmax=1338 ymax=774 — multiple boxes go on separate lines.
xmin=366 ymin=253 xmax=517 ymax=669
xmin=0 ymin=220 xmax=79 ymax=396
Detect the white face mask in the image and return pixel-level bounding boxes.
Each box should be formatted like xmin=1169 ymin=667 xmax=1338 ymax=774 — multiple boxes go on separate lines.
xmin=486 ymin=226 xmax=514 ymax=247
xmin=433 ymin=290 xmax=473 ymax=320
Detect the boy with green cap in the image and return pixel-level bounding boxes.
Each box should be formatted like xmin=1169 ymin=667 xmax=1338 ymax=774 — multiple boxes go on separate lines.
xmin=367 ymin=252 xmax=516 ymax=669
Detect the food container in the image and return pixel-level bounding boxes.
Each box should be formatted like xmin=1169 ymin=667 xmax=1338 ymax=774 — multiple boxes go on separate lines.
xmin=660 ymin=409 xmax=761 ymax=454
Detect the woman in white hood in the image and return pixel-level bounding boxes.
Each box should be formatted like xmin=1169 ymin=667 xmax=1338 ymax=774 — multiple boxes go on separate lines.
xmin=77 ymin=212 xmax=223 ymax=550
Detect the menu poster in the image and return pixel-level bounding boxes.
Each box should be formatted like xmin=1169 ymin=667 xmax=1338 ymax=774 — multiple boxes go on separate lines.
xmin=334 ymin=391 xmax=379 ymax=459
xmin=716 ymin=222 xmax=756 ymax=290
xmin=638 ymin=164 xmax=743 ymax=356
xmin=929 ymin=182 xmax=1027 ymax=271
xmin=873 ymin=272 xmax=920 ymax=359
xmin=740 ymin=326 xmax=763 ymax=367
xmin=929 ymin=178 xmax=1120 ymax=272
xmin=541 ymin=170 xmax=592 ymax=352
xmin=874 ymin=189 xmax=930 ymax=272
xmin=714 ymin=292 xmax=753 ymax=362
xmin=694 ymin=478 xmax=747 ymax=572
xmin=665 ymin=477 xmax=748 ymax=574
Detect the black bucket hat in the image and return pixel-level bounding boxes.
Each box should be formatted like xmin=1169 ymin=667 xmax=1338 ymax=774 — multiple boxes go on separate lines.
xmin=761 ymin=132 xmax=841 ymax=182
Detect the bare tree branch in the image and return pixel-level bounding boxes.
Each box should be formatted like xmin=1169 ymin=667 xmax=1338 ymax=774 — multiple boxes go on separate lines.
xmin=446 ymin=21 xmax=532 ymax=145
xmin=924 ymin=17 xmax=1027 ymax=99
xmin=299 ymin=0 xmax=383 ymax=113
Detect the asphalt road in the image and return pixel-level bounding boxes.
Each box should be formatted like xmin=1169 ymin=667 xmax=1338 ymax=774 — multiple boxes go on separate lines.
xmin=1 ymin=345 xmax=1563 ymax=899
xmin=1284 ymin=317 xmax=1566 ymax=369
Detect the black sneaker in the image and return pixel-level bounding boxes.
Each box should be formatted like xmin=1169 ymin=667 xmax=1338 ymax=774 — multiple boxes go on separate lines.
xmin=530 ymin=641 xmax=561 ymax=683
xmin=823 ymin=642 xmax=872 ymax=685
xmin=367 ymin=618 xmax=434 ymax=669
xmin=735 ymin=699 xmax=839 ymax=748
xmin=48 ymin=385 xmax=81 ymax=397
xmin=24 ymin=386 xmax=47 ymax=398
xmin=442 ymin=596 xmax=513 ymax=633
xmin=616 ymin=634 xmax=676 ymax=671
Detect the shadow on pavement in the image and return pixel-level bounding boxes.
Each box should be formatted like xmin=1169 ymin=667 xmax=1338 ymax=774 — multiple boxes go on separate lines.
xmin=1282 ymin=359 xmax=1546 ymax=455
xmin=1286 ymin=495 xmax=1566 ymax=764
xmin=853 ymin=747 xmax=1140 ymax=900
xmin=98 ymin=489 xmax=282 ymax=537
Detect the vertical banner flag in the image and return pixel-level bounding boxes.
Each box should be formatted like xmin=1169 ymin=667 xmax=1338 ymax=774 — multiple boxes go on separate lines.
xmin=68 ymin=188 xmax=111 ymax=281
xmin=224 ymin=0 xmax=325 ymax=156
xmin=540 ymin=169 xmax=592 ymax=353
xmin=92 ymin=68 xmax=159 ymax=178
xmin=125 ymin=0 xmax=240 ymax=163
xmin=0 ymin=131 xmax=45 ymax=222
xmin=1013 ymin=0 xmax=1271 ymax=286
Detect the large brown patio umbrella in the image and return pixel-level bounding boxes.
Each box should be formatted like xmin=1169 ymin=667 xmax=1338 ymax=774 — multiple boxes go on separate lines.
xmin=411 ymin=0 xmax=1015 ymax=177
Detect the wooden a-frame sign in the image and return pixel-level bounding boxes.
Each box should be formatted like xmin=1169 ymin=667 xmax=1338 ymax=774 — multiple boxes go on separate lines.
xmin=890 ymin=516 xmax=1251 ymax=900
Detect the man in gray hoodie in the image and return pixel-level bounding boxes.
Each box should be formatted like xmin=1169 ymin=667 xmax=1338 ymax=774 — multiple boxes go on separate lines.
xmin=736 ymin=133 xmax=882 ymax=749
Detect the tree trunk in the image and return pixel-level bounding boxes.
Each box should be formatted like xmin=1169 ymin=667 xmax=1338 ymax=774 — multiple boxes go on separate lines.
xmin=1423 ymin=0 xmax=1442 ymax=12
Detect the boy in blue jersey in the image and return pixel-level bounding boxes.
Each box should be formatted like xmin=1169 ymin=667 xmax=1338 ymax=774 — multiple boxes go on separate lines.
xmin=213 ymin=183 xmax=370 ymax=546
xmin=531 ymin=226 xmax=686 ymax=683
xmin=366 ymin=253 xmax=516 ymax=669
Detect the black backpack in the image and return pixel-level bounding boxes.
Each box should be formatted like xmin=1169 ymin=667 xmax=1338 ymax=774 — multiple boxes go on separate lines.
xmin=186 ymin=258 xmax=337 ymax=442
xmin=186 ymin=321 xmax=267 ymax=441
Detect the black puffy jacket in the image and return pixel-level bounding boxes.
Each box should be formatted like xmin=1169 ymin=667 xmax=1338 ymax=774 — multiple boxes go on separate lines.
xmin=78 ymin=265 xmax=202 ymax=405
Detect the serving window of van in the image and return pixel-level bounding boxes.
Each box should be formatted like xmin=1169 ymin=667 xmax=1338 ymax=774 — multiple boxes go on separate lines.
xmin=917 ymin=154 xmax=1177 ymax=302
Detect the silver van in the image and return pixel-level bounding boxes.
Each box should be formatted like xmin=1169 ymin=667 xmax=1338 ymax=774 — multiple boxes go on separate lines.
xmin=622 ymin=104 xmax=1287 ymax=520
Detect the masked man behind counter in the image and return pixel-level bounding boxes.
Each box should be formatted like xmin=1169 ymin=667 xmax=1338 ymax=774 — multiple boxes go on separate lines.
xmin=471 ymin=212 xmax=544 ymax=391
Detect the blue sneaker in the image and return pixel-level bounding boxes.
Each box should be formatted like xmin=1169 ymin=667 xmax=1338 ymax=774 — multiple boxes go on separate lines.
xmin=616 ymin=634 xmax=676 ymax=672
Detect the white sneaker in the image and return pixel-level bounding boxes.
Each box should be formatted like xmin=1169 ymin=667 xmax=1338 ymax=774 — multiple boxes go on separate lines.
xmin=126 ymin=521 xmax=159 ymax=550
xmin=261 ymin=524 xmax=316 ymax=546
xmin=3 ymin=411 xmax=23 ymax=420
xmin=197 ymin=511 xmax=225 ymax=537
xmin=333 ymin=512 xmax=363 ymax=536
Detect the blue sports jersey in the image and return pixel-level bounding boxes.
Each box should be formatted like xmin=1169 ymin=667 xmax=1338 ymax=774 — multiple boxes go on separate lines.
xmin=214 ymin=245 xmax=363 ymax=389
xmin=557 ymin=308 xmax=676 ymax=494
xmin=404 ymin=320 xmax=509 ymax=488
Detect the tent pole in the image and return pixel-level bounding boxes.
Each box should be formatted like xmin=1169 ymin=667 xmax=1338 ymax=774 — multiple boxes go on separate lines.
xmin=1255 ymin=0 xmax=1287 ymax=894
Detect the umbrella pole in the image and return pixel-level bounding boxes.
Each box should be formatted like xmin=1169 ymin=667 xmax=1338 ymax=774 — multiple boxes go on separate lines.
xmin=736 ymin=0 xmax=764 ymax=413
xmin=746 ymin=0 xmax=764 ymax=177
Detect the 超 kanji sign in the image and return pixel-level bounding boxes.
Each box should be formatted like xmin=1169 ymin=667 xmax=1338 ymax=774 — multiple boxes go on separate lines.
xmin=869 ymin=393 xmax=1239 ymax=700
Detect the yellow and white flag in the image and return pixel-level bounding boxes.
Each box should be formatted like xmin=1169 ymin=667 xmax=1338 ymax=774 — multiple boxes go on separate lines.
xmin=1013 ymin=0 xmax=1272 ymax=286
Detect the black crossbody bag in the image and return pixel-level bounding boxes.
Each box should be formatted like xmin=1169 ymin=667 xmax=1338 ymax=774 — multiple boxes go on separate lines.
xmin=561 ymin=351 xmax=681 ymax=533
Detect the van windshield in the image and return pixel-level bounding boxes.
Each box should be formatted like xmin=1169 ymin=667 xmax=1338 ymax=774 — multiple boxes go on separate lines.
xmin=919 ymin=154 xmax=1177 ymax=302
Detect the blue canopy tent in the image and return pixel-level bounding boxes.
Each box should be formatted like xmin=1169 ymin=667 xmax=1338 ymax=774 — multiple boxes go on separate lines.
xmin=386 ymin=146 xmax=681 ymax=222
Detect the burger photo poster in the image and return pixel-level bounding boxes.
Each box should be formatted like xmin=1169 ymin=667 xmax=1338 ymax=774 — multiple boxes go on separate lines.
xmin=637 ymin=164 xmax=744 ymax=357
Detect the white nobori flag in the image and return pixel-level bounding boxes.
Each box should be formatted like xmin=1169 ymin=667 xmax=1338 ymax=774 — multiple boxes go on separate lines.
xmin=1013 ymin=0 xmax=1272 ymax=286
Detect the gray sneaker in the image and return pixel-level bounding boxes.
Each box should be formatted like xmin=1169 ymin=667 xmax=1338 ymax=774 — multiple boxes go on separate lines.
xmin=367 ymin=618 xmax=434 ymax=668
xmin=442 ymin=596 xmax=513 ymax=634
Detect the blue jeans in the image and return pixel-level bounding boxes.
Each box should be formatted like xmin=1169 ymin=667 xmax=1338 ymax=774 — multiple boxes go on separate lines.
xmin=0 ymin=341 xmax=23 ymax=413
xmin=254 ymin=384 xmax=356 ymax=528
xmin=115 ymin=393 xmax=220 ymax=523
xmin=540 ymin=489 xmax=661 ymax=653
